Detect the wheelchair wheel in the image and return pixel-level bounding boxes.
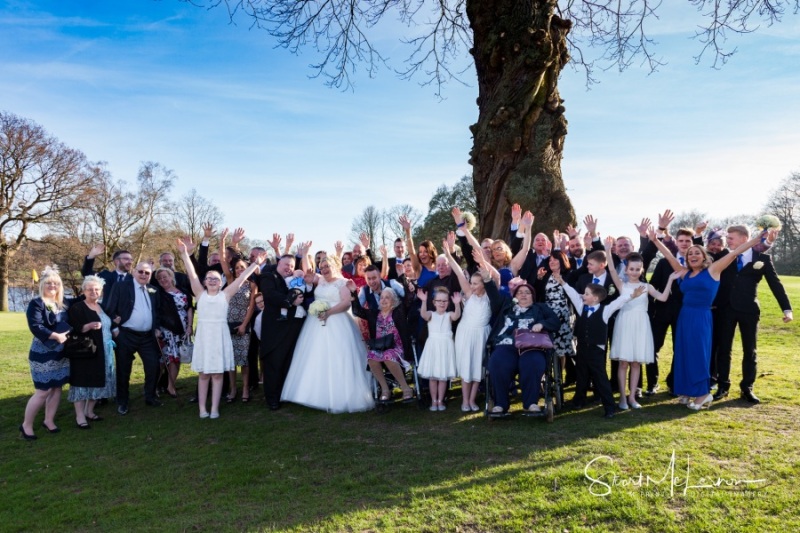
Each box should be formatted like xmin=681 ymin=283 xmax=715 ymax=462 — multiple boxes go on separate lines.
xmin=545 ymin=398 xmax=554 ymax=423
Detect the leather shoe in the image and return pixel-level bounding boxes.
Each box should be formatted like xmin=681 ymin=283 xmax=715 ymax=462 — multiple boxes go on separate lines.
xmin=268 ymin=402 xmax=281 ymax=411
xmin=603 ymin=410 xmax=615 ymax=419
xmin=741 ymin=389 xmax=761 ymax=404
xmin=188 ymin=396 xmax=198 ymax=404
xmin=713 ymin=389 xmax=729 ymax=401
xmin=145 ymin=399 xmax=163 ymax=407
xmin=644 ymin=384 xmax=660 ymax=396
xmin=117 ymin=405 xmax=128 ymax=415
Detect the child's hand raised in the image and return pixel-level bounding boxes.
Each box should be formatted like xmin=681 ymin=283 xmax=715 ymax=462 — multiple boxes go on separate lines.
xmin=451 ymin=292 xmax=462 ymax=306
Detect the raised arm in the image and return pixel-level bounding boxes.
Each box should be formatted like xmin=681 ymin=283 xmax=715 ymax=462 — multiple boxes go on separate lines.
xmin=708 ymin=231 xmax=764 ymax=279
xmin=646 ymin=228 xmax=685 ymax=273
xmin=510 ymin=210 xmax=534 ymax=275
xmin=400 ymin=214 xmax=420 ymax=276
xmin=603 ymin=236 xmax=625 ymax=293
xmin=443 ymin=234 xmax=471 ymax=297
xmin=379 ymin=245 xmax=389 ymax=279
xmin=416 ymin=287 xmax=432 ymax=321
xmin=267 ymin=233 xmax=282 ymax=257
xmin=648 ymin=272 xmax=679 ymax=302
xmin=222 ymin=255 xmax=264 ymax=300
xmin=449 ymin=291 xmax=463 ymax=322
xmin=176 ymin=238 xmax=205 ymax=298
xmin=297 ymin=241 xmax=313 ymax=274
xmin=219 ymin=228 xmax=234 ymax=283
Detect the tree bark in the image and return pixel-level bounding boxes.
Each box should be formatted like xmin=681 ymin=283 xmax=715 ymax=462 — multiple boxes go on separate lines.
xmin=468 ymin=0 xmax=575 ymax=239
xmin=0 ymin=243 xmax=11 ymax=312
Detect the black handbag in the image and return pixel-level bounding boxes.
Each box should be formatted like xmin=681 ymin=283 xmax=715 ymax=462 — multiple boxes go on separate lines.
xmin=228 ymin=321 xmax=245 ymax=335
xmin=367 ymin=333 xmax=395 ymax=351
xmin=64 ymin=332 xmax=97 ymax=359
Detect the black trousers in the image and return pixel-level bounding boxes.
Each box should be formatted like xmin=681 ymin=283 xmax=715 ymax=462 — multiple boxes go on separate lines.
xmin=115 ymin=328 xmax=161 ymax=406
xmin=716 ymin=307 xmax=760 ymax=392
xmin=575 ymin=344 xmax=615 ymax=413
xmin=650 ymin=313 xmax=678 ymax=390
xmin=247 ymin=328 xmax=260 ymax=387
xmin=261 ymin=319 xmax=304 ymax=405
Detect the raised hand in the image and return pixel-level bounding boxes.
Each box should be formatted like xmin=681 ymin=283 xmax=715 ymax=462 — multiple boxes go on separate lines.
xmin=451 ymin=291 xmax=463 ymax=306
xmin=583 ymin=215 xmax=598 ymax=236
xmin=560 ymin=233 xmax=569 ymax=250
xmin=334 ymin=240 xmax=344 ymax=255
xmin=583 ymin=231 xmax=592 ymax=249
xmin=202 ymin=222 xmax=214 ymax=240
xmin=471 ymin=248 xmax=487 ymax=267
xmin=304 ymin=269 xmax=316 ymax=284
xmin=399 ymin=214 xmax=411 ymax=231
xmin=646 ymin=227 xmax=659 ymax=243
xmin=87 ymin=243 xmax=105 ymax=259
xmin=552 ymin=230 xmax=561 ymax=248
xmin=416 ymin=287 xmax=428 ymax=302
xmin=657 ymin=209 xmax=675 ymax=231
xmin=521 ymin=210 xmax=534 ymax=228
xmin=765 ymin=228 xmax=780 ymax=244
xmin=565 ymin=224 xmax=579 ymax=239
xmin=604 ymin=235 xmax=615 ymax=250
xmin=231 ymin=227 xmax=246 ymax=245
xmin=537 ymin=267 xmax=547 ymax=280
xmin=446 ymin=231 xmax=456 ymax=252
xmin=285 ymin=233 xmax=295 ymax=249
xmin=176 ymin=238 xmax=188 ymax=254
xmin=220 ymin=227 xmax=230 ymax=243
xmin=511 ymin=203 xmax=521 ymax=225
xmin=669 ymin=271 xmax=685 ymax=281
xmin=179 ymin=235 xmax=195 ymax=254
xmin=695 ymin=220 xmax=708 ymax=235
xmin=451 ymin=206 xmax=464 ymax=225
xmin=379 ymin=244 xmax=388 ymax=258
xmin=359 ymin=232 xmax=370 ymax=249
xmin=634 ymin=218 xmax=651 ymax=238
xmin=268 ymin=233 xmax=282 ymax=252
xmin=297 ymin=241 xmax=312 ymax=257
xmin=345 ymin=279 xmax=357 ymax=292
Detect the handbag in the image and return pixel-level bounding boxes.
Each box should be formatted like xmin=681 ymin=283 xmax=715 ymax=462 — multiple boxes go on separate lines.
xmin=179 ymin=339 xmax=194 ymax=364
xmin=64 ymin=332 xmax=97 ymax=359
xmin=514 ymin=328 xmax=553 ymax=354
xmin=367 ymin=333 xmax=395 ymax=351
xmin=228 ymin=321 xmax=246 ymax=335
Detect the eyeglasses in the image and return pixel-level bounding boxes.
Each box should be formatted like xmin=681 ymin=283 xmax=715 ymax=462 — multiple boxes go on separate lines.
xmin=433 ymin=299 xmax=449 ymax=304
xmin=136 ymin=270 xmax=152 ymax=275
xmin=205 ymin=278 xmax=221 ymax=283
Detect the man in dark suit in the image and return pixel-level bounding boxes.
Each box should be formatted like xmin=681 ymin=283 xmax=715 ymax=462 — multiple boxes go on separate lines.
xmin=151 ymin=252 xmax=191 ymax=295
xmin=259 ymin=254 xmax=309 ymax=410
xmin=104 ymin=262 xmax=163 ymax=414
xmin=714 ymin=225 xmax=793 ymax=404
xmin=81 ymin=244 xmax=133 ymax=291
xmin=367 ymin=238 xmax=406 ymax=280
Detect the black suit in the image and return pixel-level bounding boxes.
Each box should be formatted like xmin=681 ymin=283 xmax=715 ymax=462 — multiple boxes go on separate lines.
xmin=258 ymin=265 xmax=309 ymax=406
xmin=104 ymin=277 xmax=162 ymax=407
xmin=81 ymin=256 xmax=127 ymax=293
xmin=715 ymin=251 xmax=792 ymax=392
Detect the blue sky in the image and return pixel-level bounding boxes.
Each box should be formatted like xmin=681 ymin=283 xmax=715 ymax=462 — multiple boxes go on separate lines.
xmin=2 ymin=1 xmax=799 ymax=251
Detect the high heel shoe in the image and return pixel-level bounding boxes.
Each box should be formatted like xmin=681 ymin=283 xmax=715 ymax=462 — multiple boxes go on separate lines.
xmin=41 ymin=422 xmax=60 ymax=434
xmin=687 ymin=394 xmax=713 ymax=411
xmin=677 ymin=395 xmax=690 ymax=405
xmin=19 ymin=425 xmax=37 ymax=441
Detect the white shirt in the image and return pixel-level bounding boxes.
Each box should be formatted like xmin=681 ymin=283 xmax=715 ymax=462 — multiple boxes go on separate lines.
xmin=122 ymin=282 xmax=153 ymax=332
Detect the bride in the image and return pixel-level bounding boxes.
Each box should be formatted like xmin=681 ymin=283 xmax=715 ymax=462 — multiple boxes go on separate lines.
xmin=281 ymin=254 xmax=374 ymax=413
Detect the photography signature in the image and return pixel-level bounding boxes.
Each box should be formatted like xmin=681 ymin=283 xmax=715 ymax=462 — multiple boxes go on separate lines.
xmin=584 ymin=449 xmax=766 ymax=497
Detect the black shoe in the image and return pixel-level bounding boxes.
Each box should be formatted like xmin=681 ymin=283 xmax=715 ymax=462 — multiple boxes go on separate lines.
xmin=644 ymin=384 xmax=660 ymax=396
xmin=41 ymin=423 xmax=61 ymax=434
xmin=603 ymin=410 xmax=615 ymax=419
xmin=19 ymin=425 xmax=37 ymax=441
xmin=188 ymin=396 xmax=198 ymax=404
xmin=713 ymin=389 xmax=729 ymax=401
xmin=117 ymin=405 xmax=129 ymax=415
xmin=570 ymin=401 xmax=586 ymax=409
xmin=76 ymin=421 xmax=91 ymax=430
xmin=145 ymin=399 xmax=163 ymax=407
xmin=268 ymin=402 xmax=281 ymax=411
xmin=741 ymin=389 xmax=761 ymax=404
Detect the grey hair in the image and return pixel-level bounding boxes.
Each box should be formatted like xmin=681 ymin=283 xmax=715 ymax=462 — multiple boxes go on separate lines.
xmin=82 ymin=275 xmax=106 ymax=291
xmin=381 ymin=288 xmax=401 ymax=309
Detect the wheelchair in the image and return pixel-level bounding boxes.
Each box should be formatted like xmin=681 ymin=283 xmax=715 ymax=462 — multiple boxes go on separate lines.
xmin=484 ymin=344 xmax=562 ymax=423
xmin=370 ymin=336 xmax=426 ymax=413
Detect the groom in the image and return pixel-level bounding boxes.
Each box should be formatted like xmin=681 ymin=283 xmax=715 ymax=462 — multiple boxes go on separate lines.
xmin=259 ymin=254 xmax=309 ymax=410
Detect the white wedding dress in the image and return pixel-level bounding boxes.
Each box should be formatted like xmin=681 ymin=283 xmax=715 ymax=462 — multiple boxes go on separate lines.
xmin=281 ymin=277 xmax=374 ymax=413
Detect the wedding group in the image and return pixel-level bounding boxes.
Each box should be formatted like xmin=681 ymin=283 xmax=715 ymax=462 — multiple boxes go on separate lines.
xmin=18 ymin=205 xmax=793 ymax=439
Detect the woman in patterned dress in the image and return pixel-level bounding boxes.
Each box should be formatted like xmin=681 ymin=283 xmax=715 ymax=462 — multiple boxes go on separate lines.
xmin=155 ymin=268 xmax=193 ymax=398
xmin=219 ymin=244 xmax=257 ymax=403
xmin=540 ymin=252 xmax=576 ymax=378
xmin=20 ymin=266 xmax=71 ymax=440
xmin=67 ymin=275 xmax=117 ymax=428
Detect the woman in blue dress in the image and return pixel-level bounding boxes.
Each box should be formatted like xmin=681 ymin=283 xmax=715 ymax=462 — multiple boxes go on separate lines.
xmin=20 ymin=266 xmax=72 ymax=440
xmin=648 ymin=228 xmax=763 ymax=410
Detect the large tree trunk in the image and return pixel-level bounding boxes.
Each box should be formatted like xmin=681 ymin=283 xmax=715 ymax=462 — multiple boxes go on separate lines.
xmin=468 ymin=0 xmax=575 ymax=239
xmin=0 ymin=245 xmax=10 ymax=312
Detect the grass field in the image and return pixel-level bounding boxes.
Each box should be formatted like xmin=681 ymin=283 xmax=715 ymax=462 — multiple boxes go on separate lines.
xmin=1 ymin=279 xmax=799 ymax=532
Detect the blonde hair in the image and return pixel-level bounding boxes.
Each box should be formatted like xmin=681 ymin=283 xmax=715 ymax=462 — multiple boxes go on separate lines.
xmin=154 ymin=267 xmax=175 ymax=285
xmin=321 ymin=254 xmax=342 ymax=274
xmin=38 ymin=266 xmax=64 ymax=309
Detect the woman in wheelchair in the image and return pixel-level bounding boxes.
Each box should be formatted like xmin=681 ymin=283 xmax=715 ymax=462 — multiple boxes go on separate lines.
xmin=350 ymin=286 xmax=415 ymax=402
xmin=486 ymin=279 xmax=560 ymax=415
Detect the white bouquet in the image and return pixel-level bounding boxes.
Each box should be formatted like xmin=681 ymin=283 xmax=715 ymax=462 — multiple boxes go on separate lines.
xmin=755 ymin=214 xmax=782 ymax=231
xmin=309 ymin=300 xmax=331 ymax=326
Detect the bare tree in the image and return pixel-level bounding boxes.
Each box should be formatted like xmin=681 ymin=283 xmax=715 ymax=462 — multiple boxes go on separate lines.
xmin=349 ymin=205 xmax=383 ymax=248
xmin=764 ymin=172 xmax=800 ymax=274
xmin=174 ymin=188 xmax=225 ymax=242
xmin=83 ymin=161 xmax=175 ymax=267
xmin=186 ymin=0 xmax=798 ymax=238
xmin=0 ymin=112 xmax=94 ymax=311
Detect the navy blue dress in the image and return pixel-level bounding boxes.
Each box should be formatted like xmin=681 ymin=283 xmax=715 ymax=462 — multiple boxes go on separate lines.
xmin=26 ymin=298 xmax=71 ymax=390
xmin=674 ymin=269 xmax=718 ymax=397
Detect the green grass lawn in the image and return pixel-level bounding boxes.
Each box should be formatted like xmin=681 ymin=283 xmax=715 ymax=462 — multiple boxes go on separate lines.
xmin=2 ymin=279 xmax=799 ymax=532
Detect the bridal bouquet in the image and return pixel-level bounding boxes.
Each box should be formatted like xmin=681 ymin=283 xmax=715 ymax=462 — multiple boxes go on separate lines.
xmin=755 ymin=214 xmax=782 ymax=231
xmin=309 ymin=300 xmax=331 ymax=326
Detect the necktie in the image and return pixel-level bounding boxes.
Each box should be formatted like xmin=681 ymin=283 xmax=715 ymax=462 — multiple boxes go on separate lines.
xmin=118 ymin=273 xmax=124 ymax=282
xmin=141 ymin=286 xmax=151 ymax=309
xmin=737 ymin=254 xmax=744 ymax=271
xmin=592 ymin=277 xmax=600 ymax=285
xmin=679 ymin=257 xmax=685 ymax=266
xmin=576 ymin=258 xmax=583 ymax=268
